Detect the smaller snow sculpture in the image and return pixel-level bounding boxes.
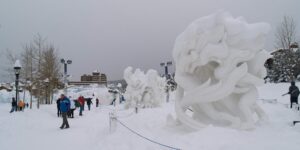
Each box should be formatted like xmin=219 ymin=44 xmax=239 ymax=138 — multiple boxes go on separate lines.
xmin=124 ymin=67 xmax=166 ymax=108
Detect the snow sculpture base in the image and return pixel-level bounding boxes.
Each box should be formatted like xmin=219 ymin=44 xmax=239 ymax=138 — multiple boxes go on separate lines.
xmin=123 ymin=67 xmax=166 ymax=109
xmin=172 ymin=11 xmax=270 ymax=130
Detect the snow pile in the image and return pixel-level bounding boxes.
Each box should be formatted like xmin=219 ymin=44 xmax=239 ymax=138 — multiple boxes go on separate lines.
xmin=0 ymin=90 xmax=33 ymax=103
xmin=55 ymin=85 xmax=112 ymax=105
xmin=172 ymin=11 xmax=270 ymax=130
xmin=123 ymin=66 xmax=166 ymax=108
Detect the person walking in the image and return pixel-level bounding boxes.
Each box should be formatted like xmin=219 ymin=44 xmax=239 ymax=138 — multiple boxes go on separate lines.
xmin=78 ymin=96 xmax=85 ymax=116
xmin=21 ymin=100 xmax=25 ymax=111
xmin=86 ymin=98 xmax=93 ymax=111
xmin=9 ymin=97 xmax=17 ymax=113
xmin=284 ymin=81 xmax=300 ymax=110
xmin=59 ymin=94 xmax=70 ymax=129
xmin=18 ymin=100 xmax=24 ymax=111
xmin=69 ymin=99 xmax=76 ymax=118
xmin=96 ymin=98 xmax=99 ymax=107
xmin=56 ymin=98 xmax=61 ymax=117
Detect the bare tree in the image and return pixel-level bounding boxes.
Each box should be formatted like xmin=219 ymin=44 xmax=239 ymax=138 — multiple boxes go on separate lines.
xmin=21 ymin=44 xmax=37 ymax=109
xmin=40 ymin=45 xmax=61 ymax=104
xmin=275 ymin=16 xmax=297 ymax=49
xmin=19 ymin=34 xmax=62 ymax=107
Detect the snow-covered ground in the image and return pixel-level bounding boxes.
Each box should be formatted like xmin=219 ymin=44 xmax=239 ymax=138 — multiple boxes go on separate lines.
xmin=1 ymin=83 xmax=300 ymax=150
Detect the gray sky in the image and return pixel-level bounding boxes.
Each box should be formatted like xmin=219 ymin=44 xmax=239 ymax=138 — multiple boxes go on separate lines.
xmin=0 ymin=0 xmax=299 ymax=82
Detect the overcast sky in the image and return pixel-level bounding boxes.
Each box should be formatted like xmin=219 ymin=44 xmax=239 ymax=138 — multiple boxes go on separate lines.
xmin=0 ymin=0 xmax=299 ymax=82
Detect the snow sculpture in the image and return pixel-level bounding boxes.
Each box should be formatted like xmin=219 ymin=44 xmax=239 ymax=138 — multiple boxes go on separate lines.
xmin=124 ymin=67 xmax=166 ymax=108
xmin=173 ymin=11 xmax=270 ymax=130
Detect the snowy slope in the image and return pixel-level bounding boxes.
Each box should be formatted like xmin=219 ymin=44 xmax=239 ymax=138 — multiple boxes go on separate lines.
xmin=0 ymin=83 xmax=300 ymax=150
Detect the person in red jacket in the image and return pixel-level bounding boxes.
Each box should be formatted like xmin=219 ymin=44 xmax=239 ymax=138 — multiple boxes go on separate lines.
xmin=78 ymin=96 xmax=85 ymax=116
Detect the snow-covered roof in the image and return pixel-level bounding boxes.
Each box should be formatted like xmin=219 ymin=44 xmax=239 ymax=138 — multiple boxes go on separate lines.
xmin=14 ymin=60 xmax=22 ymax=68
xmin=93 ymin=69 xmax=100 ymax=73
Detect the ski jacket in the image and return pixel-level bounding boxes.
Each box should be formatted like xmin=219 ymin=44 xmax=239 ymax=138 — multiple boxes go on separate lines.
xmin=78 ymin=96 xmax=85 ymax=106
xmin=59 ymin=97 xmax=70 ymax=113
xmin=289 ymin=85 xmax=300 ymax=97
xmin=70 ymin=100 xmax=76 ymax=109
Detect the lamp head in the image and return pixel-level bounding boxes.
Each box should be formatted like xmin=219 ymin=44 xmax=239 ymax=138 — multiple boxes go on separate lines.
xmin=14 ymin=60 xmax=22 ymax=75
xmin=67 ymin=60 xmax=72 ymax=64
xmin=60 ymin=59 xmax=65 ymax=64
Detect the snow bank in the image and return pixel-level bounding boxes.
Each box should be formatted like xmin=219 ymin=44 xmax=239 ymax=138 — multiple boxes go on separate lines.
xmin=0 ymin=90 xmax=33 ymax=103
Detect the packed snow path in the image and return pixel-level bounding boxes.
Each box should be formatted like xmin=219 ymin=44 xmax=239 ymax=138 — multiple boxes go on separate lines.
xmin=1 ymin=83 xmax=300 ymax=150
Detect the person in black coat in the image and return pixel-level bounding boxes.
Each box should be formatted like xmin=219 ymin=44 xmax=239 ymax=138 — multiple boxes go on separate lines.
xmin=10 ymin=97 xmax=17 ymax=113
xmin=288 ymin=81 xmax=300 ymax=109
xmin=56 ymin=98 xmax=61 ymax=117
xmin=85 ymin=98 xmax=93 ymax=111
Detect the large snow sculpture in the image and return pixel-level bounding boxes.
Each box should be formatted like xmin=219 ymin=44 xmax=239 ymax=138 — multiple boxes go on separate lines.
xmin=173 ymin=11 xmax=270 ymax=130
xmin=124 ymin=67 xmax=166 ymax=108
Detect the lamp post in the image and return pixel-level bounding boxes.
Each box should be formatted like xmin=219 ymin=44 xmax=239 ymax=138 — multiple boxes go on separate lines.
xmin=32 ymin=85 xmax=37 ymax=108
xmin=14 ymin=60 xmax=22 ymax=106
xmin=160 ymin=61 xmax=172 ymax=79
xmin=44 ymin=78 xmax=49 ymax=104
xmin=160 ymin=61 xmax=172 ymax=102
xmin=60 ymin=58 xmax=72 ymax=94
xmin=290 ymin=42 xmax=299 ymax=52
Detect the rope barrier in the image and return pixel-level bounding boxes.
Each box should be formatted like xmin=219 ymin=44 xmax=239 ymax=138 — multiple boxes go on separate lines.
xmin=115 ymin=118 xmax=181 ymax=150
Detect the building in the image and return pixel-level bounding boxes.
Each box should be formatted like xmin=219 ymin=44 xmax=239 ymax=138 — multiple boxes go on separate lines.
xmin=69 ymin=70 xmax=107 ymax=86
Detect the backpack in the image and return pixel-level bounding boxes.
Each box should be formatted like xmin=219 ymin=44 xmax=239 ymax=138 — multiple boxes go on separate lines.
xmin=75 ymin=100 xmax=80 ymax=107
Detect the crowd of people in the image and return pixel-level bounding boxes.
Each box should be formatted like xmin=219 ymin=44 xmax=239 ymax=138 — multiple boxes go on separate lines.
xmin=56 ymin=94 xmax=101 ymax=129
xmin=9 ymin=97 xmax=29 ymax=113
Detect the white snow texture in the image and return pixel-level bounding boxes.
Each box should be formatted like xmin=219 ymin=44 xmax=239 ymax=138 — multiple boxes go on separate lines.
xmin=123 ymin=67 xmax=166 ymax=108
xmin=173 ymin=11 xmax=271 ymax=130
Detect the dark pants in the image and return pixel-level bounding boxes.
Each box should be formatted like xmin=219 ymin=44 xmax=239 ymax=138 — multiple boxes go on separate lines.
xmin=87 ymin=104 xmax=91 ymax=111
xmin=57 ymin=108 xmax=61 ymax=117
xmin=60 ymin=112 xmax=69 ymax=128
xmin=290 ymin=97 xmax=299 ymax=110
xmin=111 ymin=98 xmax=116 ymax=105
xmin=79 ymin=106 xmax=83 ymax=116
xmin=10 ymin=106 xmax=17 ymax=113
xmin=96 ymin=102 xmax=99 ymax=107
xmin=68 ymin=109 xmax=75 ymax=118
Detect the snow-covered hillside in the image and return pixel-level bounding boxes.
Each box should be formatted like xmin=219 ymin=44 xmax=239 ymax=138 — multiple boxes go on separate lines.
xmin=0 ymin=83 xmax=300 ymax=150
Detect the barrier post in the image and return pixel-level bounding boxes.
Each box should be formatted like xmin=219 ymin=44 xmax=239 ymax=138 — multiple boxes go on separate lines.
xmin=109 ymin=112 xmax=117 ymax=133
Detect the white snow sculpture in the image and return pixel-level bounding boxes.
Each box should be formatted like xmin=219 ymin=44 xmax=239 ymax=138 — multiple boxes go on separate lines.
xmin=173 ymin=11 xmax=270 ymax=130
xmin=124 ymin=67 xmax=166 ymax=108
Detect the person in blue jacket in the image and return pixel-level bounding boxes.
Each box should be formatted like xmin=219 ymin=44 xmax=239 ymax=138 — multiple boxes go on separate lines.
xmin=59 ymin=94 xmax=70 ymax=129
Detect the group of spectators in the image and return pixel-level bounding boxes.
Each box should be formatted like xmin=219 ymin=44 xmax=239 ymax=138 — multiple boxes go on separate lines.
xmin=9 ymin=97 xmax=29 ymax=113
xmin=56 ymin=94 xmax=100 ymax=129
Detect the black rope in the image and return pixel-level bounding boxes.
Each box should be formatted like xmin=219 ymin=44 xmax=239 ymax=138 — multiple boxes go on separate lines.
xmin=115 ymin=119 xmax=181 ymax=150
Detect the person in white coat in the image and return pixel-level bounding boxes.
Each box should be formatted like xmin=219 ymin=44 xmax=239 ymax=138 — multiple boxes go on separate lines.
xmin=68 ymin=97 xmax=76 ymax=118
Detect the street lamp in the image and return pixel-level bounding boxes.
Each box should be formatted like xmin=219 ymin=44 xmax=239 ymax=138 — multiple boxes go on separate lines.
xmin=60 ymin=58 xmax=72 ymax=94
xmin=160 ymin=61 xmax=172 ymax=79
xmin=14 ymin=60 xmax=22 ymax=106
xmin=31 ymin=85 xmax=38 ymax=108
xmin=290 ymin=42 xmax=299 ymax=52
xmin=160 ymin=61 xmax=172 ymax=103
xmin=44 ymin=78 xmax=49 ymax=104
